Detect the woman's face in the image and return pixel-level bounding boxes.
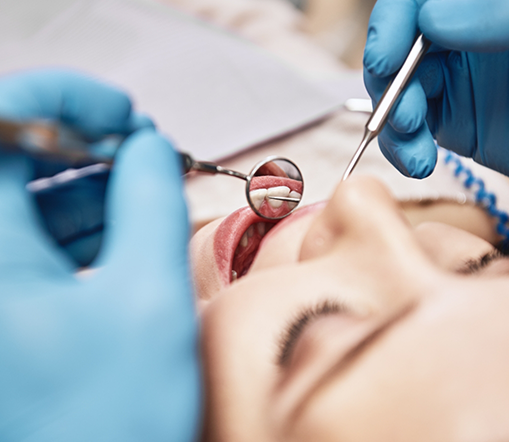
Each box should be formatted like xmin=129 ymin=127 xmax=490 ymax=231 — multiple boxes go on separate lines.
xmin=191 ymin=176 xmax=509 ymax=442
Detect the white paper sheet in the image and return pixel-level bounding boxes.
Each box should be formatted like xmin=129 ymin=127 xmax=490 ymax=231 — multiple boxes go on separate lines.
xmin=0 ymin=0 xmax=345 ymax=160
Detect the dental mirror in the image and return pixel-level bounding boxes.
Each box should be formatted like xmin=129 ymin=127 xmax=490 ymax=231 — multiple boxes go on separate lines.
xmin=246 ymin=157 xmax=303 ymax=220
xmin=182 ymin=153 xmax=304 ymax=220
xmin=2 ymin=119 xmax=305 ymax=221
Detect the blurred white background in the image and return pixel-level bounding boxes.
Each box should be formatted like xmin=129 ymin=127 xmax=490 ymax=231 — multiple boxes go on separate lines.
xmin=294 ymin=0 xmax=377 ymax=68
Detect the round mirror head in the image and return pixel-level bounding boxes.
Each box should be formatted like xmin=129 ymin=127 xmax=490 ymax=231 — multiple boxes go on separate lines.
xmin=246 ymin=157 xmax=304 ymax=220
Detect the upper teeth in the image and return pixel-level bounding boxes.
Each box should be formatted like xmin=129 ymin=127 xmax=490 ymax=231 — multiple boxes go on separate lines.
xmin=240 ymin=232 xmax=249 ymax=247
xmin=249 ymin=187 xmax=301 ymax=210
xmin=238 ymin=222 xmax=271 ymax=251
xmin=249 ymin=189 xmax=267 ymax=210
xmin=267 ymin=186 xmax=290 ymax=208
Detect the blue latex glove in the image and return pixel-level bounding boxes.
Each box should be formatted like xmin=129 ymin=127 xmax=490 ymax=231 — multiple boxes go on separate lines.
xmin=0 ymin=69 xmax=154 ymax=266
xmin=363 ymin=0 xmax=509 ymax=178
xmin=0 ymin=72 xmax=201 ymax=441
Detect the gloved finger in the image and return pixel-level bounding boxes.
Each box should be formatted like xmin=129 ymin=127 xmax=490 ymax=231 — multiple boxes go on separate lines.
xmin=420 ymin=0 xmax=509 ymax=52
xmin=0 ymin=69 xmax=136 ymax=140
xmin=377 ymin=135 xmax=403 ymax=173
xmin=91 ymin=129 xmax=199 ymax=442
xmin=97 ymin=128 xmax=190 ymax=281
xmin=363 ymin=66 xmax=390 ymax=101
xmin=416 ymin=52 xmax=445 ymax=100
xmin=128 ymin=111 xmax=156 ymax=132
xmin=25 ymin=110 xmax=155 ymax=268
xmin=378 ymin=123 xmax=437 ymax=178
xmin=364 ymin=67 xmax=427 ymax=135
xmin=428 ymin=51 xmax=477 ymax=159
xmin=415 ymin=51 xmax=450 ymax=138
xmin=82 ymin=111 xmax=157 ymax=159
xmin=387 ymin=76 xmax=428 ymax=134
xmin=363 ymin=0 xmax=421 ymax=77
xmin=0 ymin=152 xmax=73 ymax=278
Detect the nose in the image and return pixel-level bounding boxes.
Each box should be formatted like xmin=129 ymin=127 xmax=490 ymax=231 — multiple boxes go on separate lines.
xmin=299 ymin=176 xmax=416 ymax=261
xmin=298 ymin=176 xmax=437 ymax=309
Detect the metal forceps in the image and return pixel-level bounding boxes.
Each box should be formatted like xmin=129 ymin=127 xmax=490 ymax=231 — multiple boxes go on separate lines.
xmin=0 ymin=119 xmax=304 ymax=220
xmin=342 ymin=33 xmax=432 ymax=181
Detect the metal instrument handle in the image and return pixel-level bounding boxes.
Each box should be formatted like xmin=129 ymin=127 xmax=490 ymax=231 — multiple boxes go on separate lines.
xmin=367 ymin=34 xmax=431 ymax=136
xmin=341 ymin=33 xmax=431 ymax=181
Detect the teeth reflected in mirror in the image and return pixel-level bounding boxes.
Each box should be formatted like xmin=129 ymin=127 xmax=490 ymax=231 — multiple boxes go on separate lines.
xmin=249 ymin=188 xmax=267 ymax=210
xmin=247 ymin=158 xmax=303 ymax=220
xmin=267 ymin=186 xmax=290 ymax=208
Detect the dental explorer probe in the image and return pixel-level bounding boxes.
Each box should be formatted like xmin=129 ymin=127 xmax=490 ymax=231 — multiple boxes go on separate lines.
xmin=341 ymin=33 xmax=431 ymax=181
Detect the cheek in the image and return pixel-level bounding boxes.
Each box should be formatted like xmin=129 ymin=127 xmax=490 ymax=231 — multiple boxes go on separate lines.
xmin=414 ymin=222 xmax=493 ymax=271
xmin=190 ymin=218 xmax=225 ymax=301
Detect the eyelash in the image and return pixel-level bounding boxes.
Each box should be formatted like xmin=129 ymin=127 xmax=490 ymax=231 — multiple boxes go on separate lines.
xmin=277 ymin=300 xmax=347 ymax=367
xmin=458 ymin=248 xmax=507 ymax=274
xmin=277 ymin=249 xmax=508 ymax=364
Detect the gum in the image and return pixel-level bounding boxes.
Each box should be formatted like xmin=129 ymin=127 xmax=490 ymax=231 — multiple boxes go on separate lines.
xmin=250 ymin=176 xmax=303 ymax=217
xmin=249 ymin=176 xmax=303 ymax=194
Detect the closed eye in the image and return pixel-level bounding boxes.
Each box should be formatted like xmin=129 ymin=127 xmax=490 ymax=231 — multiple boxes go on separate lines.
xmin=276 ymin=300 xmax=348 ymax=367
xmin=457 ymin=249 xmax=507 ymax=275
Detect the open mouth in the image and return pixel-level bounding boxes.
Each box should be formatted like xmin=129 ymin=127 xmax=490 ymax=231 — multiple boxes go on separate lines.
xmin=213 ymin=206 xmax=279 ymax=285
xmin=211 ymin=200 xmax=325 ymax=287
xmin=213 ymin=176 xmax=303 ymax=285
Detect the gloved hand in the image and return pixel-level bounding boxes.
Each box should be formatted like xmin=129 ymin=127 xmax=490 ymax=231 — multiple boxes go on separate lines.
xmin=363 ymin=0 xmax=509 ymax=178
xmin=0 ymin=73 xmax=200 ymax=441
xmin=0 ymin=69 xmax=154 ymax=266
